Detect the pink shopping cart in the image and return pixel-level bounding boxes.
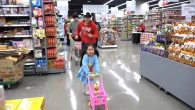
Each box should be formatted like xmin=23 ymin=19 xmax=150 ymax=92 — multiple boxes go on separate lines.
xmin=88 ymin=74 xmax=108 ymax=110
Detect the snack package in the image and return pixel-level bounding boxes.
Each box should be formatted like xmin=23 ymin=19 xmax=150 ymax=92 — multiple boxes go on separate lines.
xmin=33 ymin=29 xmax=39 ymax=39
xmin=38 ymin=17 xmax=44 ymax=27
xmin=24 ymin=8 xmax=30 ymax=14
xmin=0 ymin=8 xmax=3 ymax=15
xmin=31 ymin=17 xmax=37 ymax=28
xmin=32 ymin=0 xmax=42 ymax=7
xmin=3 ymin=8 xmax=11 ymax=14
xmin=34 ymin=39 xmax=41 ymax=47
xmin=23 ymin=39 xmax=33 ymax=49
xmin=12 ymin=41 xmax=18 ymax=49
xmin=1 ymin=0 xmax=9 ymax=5
xmin=17 ymin=41 xmax=25 ymax=48
xmin=33 ymin=8 xmax=42 ymax=17
xmin=38 ymin=29 xmax=45 ymax=39
xmin=18 ymin=8 xmax=24 ymax=14
xmin=11 ymin=8 xmax=18 ymax=14
xmin=35 ymin=50 xmax=42 ymax=58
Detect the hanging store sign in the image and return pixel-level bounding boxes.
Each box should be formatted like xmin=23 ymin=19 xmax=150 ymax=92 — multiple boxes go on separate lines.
xmin=126 ymin=0 xmax=136 ymax=11
xmin=57 ymin=1 xmax=69 ymax=10
xmin=83 ymin=5 xmax=109 ymax=14
xmin=182 ymin=3 xmax=195 ymax=16
xmin=111 ymin=7 xmax=118 ymax=16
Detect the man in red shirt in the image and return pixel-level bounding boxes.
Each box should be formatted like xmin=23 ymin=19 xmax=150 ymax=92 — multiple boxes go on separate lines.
xmin=139 ymin=20 xmax=145 ymax=32
xmin=75 ymin=12 xmax=99 ymax=66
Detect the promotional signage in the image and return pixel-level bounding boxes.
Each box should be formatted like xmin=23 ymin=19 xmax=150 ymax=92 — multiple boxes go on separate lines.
xmin=126 ymin=0 xmax=136 ymax=11
xmin=83 ymin=5 xmax=109 ymax=14
xmin=111 ymin=7 xmax=118 ymax=15
xmin=182 ymin=4 xmax=195 ymax=16
xmin=57 ymin=1 xmax=69 ymax=10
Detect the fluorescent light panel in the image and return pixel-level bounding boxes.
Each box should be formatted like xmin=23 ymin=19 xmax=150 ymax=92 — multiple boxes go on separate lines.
xmin=163 ymin=5 xmax=181 ymax=9
xmin=104 ymin=0 xmax=114 ymax=5
xmin=116 ymin=2 xmax=126 ymax=7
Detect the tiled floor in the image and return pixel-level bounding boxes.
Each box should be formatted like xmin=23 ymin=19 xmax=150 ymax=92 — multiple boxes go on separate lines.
xmin=5 ymin=41 xmax=192 ymax=110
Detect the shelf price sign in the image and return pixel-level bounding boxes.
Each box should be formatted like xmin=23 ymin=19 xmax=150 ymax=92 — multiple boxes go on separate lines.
xmin=182 ymin=4 xmax=195 ymax=16
xmin=126 ymin=0 xmax=136 ymax=12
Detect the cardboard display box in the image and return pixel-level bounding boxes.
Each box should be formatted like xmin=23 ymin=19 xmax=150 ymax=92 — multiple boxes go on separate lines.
xmin=0 ymin=58 xmax=26 ymax=75
xmin=5 ymin=99 xmax=22 ymax=110
xmin=48 ymin=59 xmax=54 ymax=68
xmin=3 ymin=72 xmax=23 ymax=82
xmin=16 ymin=97 xmax=45 ymax=110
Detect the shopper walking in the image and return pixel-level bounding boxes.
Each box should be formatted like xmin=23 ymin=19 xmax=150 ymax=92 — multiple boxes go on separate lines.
xmin=75 ymin=12 xmax=99 ymax=67
xmin=68 ymin=13 xmax=81 ymax=41
xmin=75 ymin=44 xmax=100 ymax=95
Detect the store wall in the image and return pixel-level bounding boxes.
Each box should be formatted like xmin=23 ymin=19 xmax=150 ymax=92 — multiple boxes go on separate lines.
xmin=135 ymin=1 xmax=149 ymax=15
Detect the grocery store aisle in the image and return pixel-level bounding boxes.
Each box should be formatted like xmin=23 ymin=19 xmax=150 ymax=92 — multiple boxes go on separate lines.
xmin=5 ymin=42 xmax=191 ymax=110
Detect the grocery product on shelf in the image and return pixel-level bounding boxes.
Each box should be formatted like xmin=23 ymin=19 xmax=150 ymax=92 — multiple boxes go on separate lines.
xmin=98 ymin=28 xmax=117 ymax=48
xmin=145 ymin=9 xmax=162 ymax=33
xmin=141 ymin=36 xmax=165 ymax=57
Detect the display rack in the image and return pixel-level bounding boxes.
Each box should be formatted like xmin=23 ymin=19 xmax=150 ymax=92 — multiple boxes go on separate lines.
xmin=145 ymin=9 xmax=162 ymax=33
xmin=98 ymin=28 xmax=118 ymax=48
xmin=121 ymin=15 xmax=130 ymax=41
xmin=31 ymin=0 xmax=65 ymax=74
xmin=116 ymin=17 xmax=123 ymax=38
xmin=0 ymin=1 xmax=35 ymax=75
xmin=108 ymin=18 xmax=117 ymax=31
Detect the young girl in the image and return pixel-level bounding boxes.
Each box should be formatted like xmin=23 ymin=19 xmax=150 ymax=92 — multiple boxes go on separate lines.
xmin=75 ymin=44 xmax=100 ymax=95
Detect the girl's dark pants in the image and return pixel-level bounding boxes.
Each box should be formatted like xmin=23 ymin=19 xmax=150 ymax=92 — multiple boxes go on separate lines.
xmin=80 ymin=42 xmax=99 ymax=67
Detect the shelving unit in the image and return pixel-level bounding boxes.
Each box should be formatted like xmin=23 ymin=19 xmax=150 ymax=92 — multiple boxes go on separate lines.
xmin=30 ymin=0 xmax=65 ymax=75
xmin=145 ymin=9 xmax=162 ymax=33
xmin=116 ymin=17 xmax=123 ymax=38
xmin=0 ymin=1 xmax=35 ymax=75
xmin=121 ymin=15 xmax=130 ymax=41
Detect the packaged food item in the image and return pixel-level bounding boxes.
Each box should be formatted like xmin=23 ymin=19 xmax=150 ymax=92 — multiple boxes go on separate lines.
xmin=11 ymin=8 xmax=18 ymax=14
xmin=1 ymin=0 xmax=9 ymax=5
xmin=0 ymin=45 xmax=7 ymax=50
xmin=32 ymin=0 xmax=42 ymax=7
xmin=38 ymin=17 xmax=44 ymax=27
xmin=0 ymin=8 xmax=3 ymax=15
xmin=33 ymin=8 xmax=42 ymax=17
xmin=23 ymin=8 xmax=30 ymax=14
xmin=33 ymin=29 xmax=39 ymax=39
xmin=23 ymin=39 xmax=33 ymax=49
xmin=3 ymin=8 xmax=11 ymax=14
xmin=31 ymin=17 xmax=37 ymax=28
xmin=35 ymin=50 xmax=42 ymax=58
xmin=38 ymin=29 xmax=45 ymax=39
xmin=34 ymin=39 xmax=41 ymax=47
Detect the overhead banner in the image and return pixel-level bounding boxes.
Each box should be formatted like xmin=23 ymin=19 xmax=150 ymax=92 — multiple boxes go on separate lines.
xmin=83 ymin=5 xmax=108 ymax=14
xmin=111 ymin=7 xmax=118 ymax=15
xmin=182 ymin=3 xmax=195 ymax=16
xmin=126 ymin=0 xmax=136 ymax=11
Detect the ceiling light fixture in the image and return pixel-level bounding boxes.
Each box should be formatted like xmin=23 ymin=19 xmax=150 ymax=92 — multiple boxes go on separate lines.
xmin=154 ymin=0 xmax=190 ymax=8
xmin=163 ymin=5 xmax=181 ymax=9
xmin=104 ymin=0 xmax=114 ymax=5
xmin=116 ymin=2 xmax=126 ymax=7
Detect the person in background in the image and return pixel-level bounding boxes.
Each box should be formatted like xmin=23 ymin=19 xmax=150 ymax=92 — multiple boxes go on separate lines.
xmin=91 ymin=13 xmax=101 ymax=48
xmin=75 ymin=12 xmax=99 ymax=67
xmin=139 ymin=20 xmax=145 ymax=32
xmin=68 ymin=13 xmax=81 ymax=41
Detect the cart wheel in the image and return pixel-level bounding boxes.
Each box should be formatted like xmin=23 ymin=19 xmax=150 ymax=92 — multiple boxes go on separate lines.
xmin=88 ymin=102 xmax=91 ymax=107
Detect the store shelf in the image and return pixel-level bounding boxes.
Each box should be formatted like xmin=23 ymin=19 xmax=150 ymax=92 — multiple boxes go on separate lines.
xmin=0 ymin=35 xmax=32 ymax=38
xmin=99 ymin=45 xmax=118 ymax=48
xmin=47 ymin=68 xmax=65 ymax=73
xmin=24 ymin=63 xmax=35 ymax=66
xmin=0 ymin=5 xmax=29 ymax=7
xmin=0 ymin=24 xmax=30 ymax=27
xmin=0 ymin=14 xmax=29 ymax=17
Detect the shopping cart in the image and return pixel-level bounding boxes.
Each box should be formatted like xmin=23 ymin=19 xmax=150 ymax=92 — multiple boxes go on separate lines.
xmin=70 ymin=36 xmax=82 ymax=65
xmin=88 ymin=74 xmax=108 ymax=110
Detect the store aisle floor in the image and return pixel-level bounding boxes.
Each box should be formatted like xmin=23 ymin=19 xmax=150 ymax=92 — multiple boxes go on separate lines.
xmin=5 ymin=42 xmax=192 ymax=110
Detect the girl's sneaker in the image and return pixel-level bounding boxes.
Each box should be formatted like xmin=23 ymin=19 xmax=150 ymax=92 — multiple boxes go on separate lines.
xmin=85 ymin=91 xmax=89 ymax=95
